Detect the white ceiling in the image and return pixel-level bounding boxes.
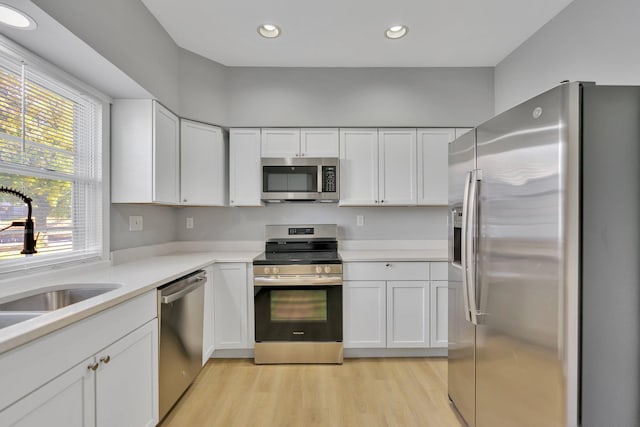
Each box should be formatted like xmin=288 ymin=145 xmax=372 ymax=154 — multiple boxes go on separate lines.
xmin=141 ymin=0 xmax=574 ymax=67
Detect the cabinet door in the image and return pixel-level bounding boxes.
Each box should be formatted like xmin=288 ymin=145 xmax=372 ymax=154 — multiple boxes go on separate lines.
xmin=339 ymin=129 xmax=379 ymax=206
xmin=181 ymin=120 xmax=226 ymax=206
xmin=260 ymin=128 xmax=301 ymax=157
xmin=387 ymin=281 xmax=430 ymax=348
xmin=343 ymin=281 xmax=386 ymax=348
xmin=229 ymin=129 xmax=263 ymax=206
xmin=417 ymin=128 xmax=455 ymax=205
xmin=213 ymin=263 xmax=249 ymax=349
xmin=153 ymin=101 xmax=180 ymax=204
xmin=203 ymin=265 xmax=215 ymax=364
xmin=378 ymin=129 xmax=417 ymax=205
xmin=95 ymin=320 xmax=159 ymax=427
xmin=430 ymin=281 xmax=449 ymax=348
xmin=0 ymin=358 xmax=95 ymax=427
xmin=300 ymin=128 xmax=339 ymax=157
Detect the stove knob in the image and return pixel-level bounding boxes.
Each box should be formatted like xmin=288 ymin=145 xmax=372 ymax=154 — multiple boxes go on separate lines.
xmin=324 ymin=266 xmax=331 ymax=274
xmin=315 ymin=266 xmax=322 ymax=274
xmin=264 ymin=267 xmax=271 ymax=275
xmin=273 ymin=267 xmax=280 ymax=274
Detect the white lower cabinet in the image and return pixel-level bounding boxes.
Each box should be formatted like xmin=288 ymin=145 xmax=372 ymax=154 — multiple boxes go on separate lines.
xmin=386 ymin=281 xmax=429 ymax=348
xmin=213 ymin=263 xmax=249 ymax=349
xmin=202 ymin=265 xmax=215 ymax=364
xmin=430 ymin=281 xmax=448 ymax=348
xmin=343 ymin=261 xmax=448 ymax=351
xmin=0 ymin=358 xmax=94 ymax=427
xmin=0 ymin=291 xmax=158 ymax=426
xmin=343 ymin=281 xmax=386 ymax=348
xmin=95 ymin=320 xmax=158 ymax=427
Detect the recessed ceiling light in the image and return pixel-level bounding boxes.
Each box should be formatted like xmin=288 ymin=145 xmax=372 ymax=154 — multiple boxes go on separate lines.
xmin=0 ymin=4 xmax=37 ymax=30
xmin=385 ymin=25 xmax=408 ymax=39
xmin=258 ymin=24 xmax=281 ymax=39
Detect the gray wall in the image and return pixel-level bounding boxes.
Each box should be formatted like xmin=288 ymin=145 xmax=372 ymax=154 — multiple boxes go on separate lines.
xmin=176 ymin=205 xmax=447 ymax=242
xmin=227 ymin=67 xmax=494 ymax=127
xmin=29 ymin=1 xmax=494 ymax=250
xmin=178 ymin=49 xmax=229 ymax=125
xmin=33 ymin=0 xmax=181 ymax=111
xmin=110 ymin=204 xmax=178 ymax=251
xmin=494 ymin=0 xmax=640 ymax=113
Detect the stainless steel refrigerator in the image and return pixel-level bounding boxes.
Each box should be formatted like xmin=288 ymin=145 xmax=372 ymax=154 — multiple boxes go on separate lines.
xmin=448 ymin=82 xmax=640 ymax=427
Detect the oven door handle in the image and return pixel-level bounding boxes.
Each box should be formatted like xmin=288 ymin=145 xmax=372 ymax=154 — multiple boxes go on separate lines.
xmin=253 ymin=275 xmax=343 ymax=286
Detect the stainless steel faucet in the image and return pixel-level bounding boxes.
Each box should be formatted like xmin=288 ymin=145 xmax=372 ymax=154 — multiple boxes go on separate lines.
xmin=0 ymin=186 xmax=38 ymax=255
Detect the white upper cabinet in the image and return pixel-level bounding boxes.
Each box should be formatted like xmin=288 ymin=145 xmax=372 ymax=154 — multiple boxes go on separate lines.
xmin=417 ymin=128 xmax=455 ymax=205
xmin=340 ymin=128 xmax=417 ymax=206
xmin=378 ymin=129 xmax=417 ymax=206
xmin=180 ymin=120 xmax=227 ymax=206
xmin=260 ymin=128 xmax=301 ymax=157
xmin=339 ymin=129 xmax=379 ymax=206
xmin=229 ymin=129 xmax=263 ymax=206
xmin=112 ymin=100 xmax=180 ymax=204
xmin=300 ymin=128 xmax=339 ymax=157
xmin=261 ymin=128 xmax=339 ymax=157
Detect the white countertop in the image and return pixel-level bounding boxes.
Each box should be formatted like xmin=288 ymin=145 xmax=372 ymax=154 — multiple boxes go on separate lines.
xmin=0 ymin=250 xmax=259 ymax=354
xmin=0 ymin=239 xmax=447 ymax=355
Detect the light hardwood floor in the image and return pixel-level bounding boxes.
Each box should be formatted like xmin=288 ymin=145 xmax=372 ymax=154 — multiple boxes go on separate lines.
xmin=160 ymin=358 xmax=462 ymax=427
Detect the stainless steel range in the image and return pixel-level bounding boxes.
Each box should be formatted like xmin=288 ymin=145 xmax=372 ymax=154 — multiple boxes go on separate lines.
xmin=253 ymin=224 xmax=343 ymax=364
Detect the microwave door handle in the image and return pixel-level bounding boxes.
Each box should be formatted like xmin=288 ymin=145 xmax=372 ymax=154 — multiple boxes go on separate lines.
xmin=461 ymin=171 xmax=472 ymax=322
xmin=317 ymin=166 xmax=323 ymax=193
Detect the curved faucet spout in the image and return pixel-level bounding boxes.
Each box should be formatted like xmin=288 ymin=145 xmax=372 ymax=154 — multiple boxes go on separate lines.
xmin=0 ymin=186 xmax=37 ymax=254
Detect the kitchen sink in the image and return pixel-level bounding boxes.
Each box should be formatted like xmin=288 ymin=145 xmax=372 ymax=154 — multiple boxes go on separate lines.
xmin=0 ymin=284 xmax=121 ymax=315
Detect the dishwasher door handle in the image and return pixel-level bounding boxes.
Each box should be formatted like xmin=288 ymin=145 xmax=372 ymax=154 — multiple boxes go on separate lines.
xmin=161 ymin=275 xmax=206 ymax=304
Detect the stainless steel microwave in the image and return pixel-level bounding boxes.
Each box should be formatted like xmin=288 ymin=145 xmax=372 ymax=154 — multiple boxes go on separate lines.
xmin=261 ymin=157 xmax=339 ymax=202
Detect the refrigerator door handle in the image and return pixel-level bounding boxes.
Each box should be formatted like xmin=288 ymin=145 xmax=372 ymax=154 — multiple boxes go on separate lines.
xmin=460 ymin=171 xmax=472 ymax=322
xmin=467 ymin=169 xmax=481 ymax=325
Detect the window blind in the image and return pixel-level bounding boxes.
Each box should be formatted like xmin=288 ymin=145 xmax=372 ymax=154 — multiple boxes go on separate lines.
xmin=0 ymin=46 xmax=103 ymax=272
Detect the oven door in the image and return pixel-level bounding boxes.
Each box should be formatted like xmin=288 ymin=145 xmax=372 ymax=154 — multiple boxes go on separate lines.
xmin=254 ymin=284 xmax=342 ymax=342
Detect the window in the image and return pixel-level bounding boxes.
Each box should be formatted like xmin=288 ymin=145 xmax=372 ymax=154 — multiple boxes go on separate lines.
xmin=0 ymin=42 xmax=104 ymax=273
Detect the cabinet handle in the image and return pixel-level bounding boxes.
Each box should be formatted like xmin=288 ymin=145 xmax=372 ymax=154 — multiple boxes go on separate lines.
xmin=231 ymin=200 xmax=234 ymax=203
xmin=88 ymin=362 xmax=99 ymax=371
xmin=100 ymin=355 xmax=111 ymax=364
xmin=385 ymin=263 xmax=391 ymax=267
xmin=301 ymin=153 xmax=305 ymax=156
xmin=375 ymin=200 xmax=378 ymax=204
xmin=381 ymin=200 xmax=385 ymax=203
xmin=183 ymin=199 xmax=187 ymax=202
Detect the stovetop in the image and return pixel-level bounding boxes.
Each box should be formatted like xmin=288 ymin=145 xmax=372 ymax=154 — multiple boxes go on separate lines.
xmin=252 ymin=250 xmax=342 ymax=265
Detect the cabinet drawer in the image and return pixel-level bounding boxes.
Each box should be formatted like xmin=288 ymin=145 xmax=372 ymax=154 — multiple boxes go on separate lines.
xmin=343 ymin=262 xmax=429 ymax=281
xmin=430 ymin=262 xmax=448 ymax=280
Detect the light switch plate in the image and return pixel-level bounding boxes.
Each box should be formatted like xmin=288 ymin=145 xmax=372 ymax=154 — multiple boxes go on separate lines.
xmin=186 ymin=217 xmax=194 ymax=229
xmin=129 ymin=215 xmax=143 ymax=231
xmin=356 ymin=215 xmax=364 ymax=226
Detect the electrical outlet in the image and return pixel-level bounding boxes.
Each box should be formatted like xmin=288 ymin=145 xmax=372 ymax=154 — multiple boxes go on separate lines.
xmin=129 ymin=216 xmax=143 ymax=231
xmin=186 ymin=217 xmax=194 ymax=229
xmin=356 ymin=215 xmax=364 ymax=226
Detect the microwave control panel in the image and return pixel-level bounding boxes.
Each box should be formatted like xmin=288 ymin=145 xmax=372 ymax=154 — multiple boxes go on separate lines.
xmin=322 ymin=166 xmax=337 ymax=192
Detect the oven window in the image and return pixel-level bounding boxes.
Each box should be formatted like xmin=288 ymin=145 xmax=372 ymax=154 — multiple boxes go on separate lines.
xmin=270 ymin=290 xmax=327 ymax=322
xmin=263 ymin=166 xmax=317 ymax=192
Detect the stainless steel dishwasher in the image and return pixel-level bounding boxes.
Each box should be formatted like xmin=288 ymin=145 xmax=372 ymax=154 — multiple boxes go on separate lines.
xmin=158 ymin=270 xmax=206 ymax=420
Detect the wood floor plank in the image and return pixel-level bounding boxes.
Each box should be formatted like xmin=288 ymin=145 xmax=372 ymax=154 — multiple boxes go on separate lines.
xmin=160 ymin=358 xmax=462 ymax=427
